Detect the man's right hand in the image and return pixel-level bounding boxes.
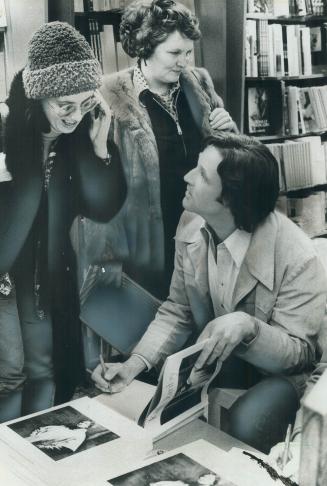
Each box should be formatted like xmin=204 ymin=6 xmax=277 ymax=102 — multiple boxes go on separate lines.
xmin=268 ymin=440 xmax=301 ymax=482
xmin=91 ymin=355 xmax=146 ymax=393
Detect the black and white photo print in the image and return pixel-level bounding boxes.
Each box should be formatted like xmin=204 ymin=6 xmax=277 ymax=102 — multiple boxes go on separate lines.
xmin=8 ymin=405 xmax=119 ymax=461
xmin=109 ymin=453 xmax=237 ymax=485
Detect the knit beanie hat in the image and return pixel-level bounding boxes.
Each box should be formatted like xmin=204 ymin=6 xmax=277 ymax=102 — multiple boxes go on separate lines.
xmin=23 ymin=21 xmax=102 ymax=99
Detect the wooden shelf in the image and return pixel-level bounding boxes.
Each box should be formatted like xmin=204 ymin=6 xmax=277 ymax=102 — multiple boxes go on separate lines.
xmin=253 ymin=130 xmax=327 ymax=142
xmin=74 ymin=9 xmax=123 ymax=24
xmin=246 ymin=74 xmax=327 ymax=82
xmin=246 ymin=14 xmax=327 ymax=24
xmin=281 ymin=183 xmax=327 ymax=196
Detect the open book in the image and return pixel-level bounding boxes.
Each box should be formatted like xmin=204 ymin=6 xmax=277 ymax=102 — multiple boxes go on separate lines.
xmin=97 ymin=340 xmax=222 ymax=441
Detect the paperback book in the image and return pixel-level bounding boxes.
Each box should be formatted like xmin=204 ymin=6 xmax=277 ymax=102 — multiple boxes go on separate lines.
xmin=97 ymin=340 xmax=222 ymax=441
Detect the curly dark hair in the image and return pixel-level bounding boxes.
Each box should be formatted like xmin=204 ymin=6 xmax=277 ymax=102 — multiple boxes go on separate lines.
xmin=202 ymin=133 xmax=280 ymax=233
xmin=120 ymin=0 xmax=201 ymax=59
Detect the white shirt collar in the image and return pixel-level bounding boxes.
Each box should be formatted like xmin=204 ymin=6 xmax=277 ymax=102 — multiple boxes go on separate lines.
xmin=203 ymin=224 xmax=251 ymax=268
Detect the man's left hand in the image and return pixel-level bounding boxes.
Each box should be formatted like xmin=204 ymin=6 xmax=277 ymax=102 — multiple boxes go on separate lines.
xmin=194 ymin=312 xmax=257 ymax=369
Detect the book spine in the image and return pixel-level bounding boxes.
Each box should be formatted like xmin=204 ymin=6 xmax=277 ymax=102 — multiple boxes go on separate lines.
xmin=257 ymin=19 xmax=269 ymax=76
xmin=282 ymin=25 xmax=289 ymax=77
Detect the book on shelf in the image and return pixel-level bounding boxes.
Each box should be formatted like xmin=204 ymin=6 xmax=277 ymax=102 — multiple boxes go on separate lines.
xmin=247 ymin=0 xmax=290 ymax=16
xmin=286 ymin=85 xmax=318 ymax=135
xmin=257 ymin=19 xmax=269 ymax=76
xmin=311 ymin=0 xmax=326 ymax=15
xmin=247 ymin=85 xmax=276 ymax=134
xmin=245 ymin=20 xmax=312 ymax=77
xmin=97 ymin=340 xmax=221 ymax=442
xmin=266 ymin=143 xmax=287 ymax=191
xmin=74 ymin=0 xmax=85 ymax=11
xmin=267 ymin=136 xmax=327 ymax=190
xmin=0 ymin=396 xmax=152 ymax=486
xmin=247 ymin=0 xmax=327 ymax=16
xmin=100 ymin=24 xmax=117 ymax=75
xmin=245 ymin=19 xmax=258 ymax=77
xmin=288 ymin=191 xmax=326 ymax=236
xmin=89 ymin=19 xmax=103 ymax=69
xmin=0 ymin=49 xmax=6 ymax=102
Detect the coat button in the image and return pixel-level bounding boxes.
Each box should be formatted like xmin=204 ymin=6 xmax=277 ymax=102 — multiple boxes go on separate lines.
xmin=66 ymin=266 xmax=70 ymax=272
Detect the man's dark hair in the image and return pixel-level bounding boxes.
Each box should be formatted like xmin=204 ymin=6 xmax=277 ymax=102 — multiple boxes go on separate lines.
xmin=202 ymin=133 xmax=280 ymax=233
xmin=120 ymin=0 xmax=201 ymax=59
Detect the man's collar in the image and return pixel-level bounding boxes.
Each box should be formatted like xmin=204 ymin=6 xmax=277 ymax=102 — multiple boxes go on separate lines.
xmin=202 ymin=224 xmax=251 ymax=268
xmin=176 ymin=211 xmax=278 ymax=291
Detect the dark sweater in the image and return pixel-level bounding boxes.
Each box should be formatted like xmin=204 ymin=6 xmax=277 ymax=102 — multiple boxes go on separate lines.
xmin=141 ymin=89 xmax=202 ymax=297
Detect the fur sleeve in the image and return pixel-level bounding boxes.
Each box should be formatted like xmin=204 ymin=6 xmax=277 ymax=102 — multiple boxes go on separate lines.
xmin=192 ymin=67 xmax=224 ymax=109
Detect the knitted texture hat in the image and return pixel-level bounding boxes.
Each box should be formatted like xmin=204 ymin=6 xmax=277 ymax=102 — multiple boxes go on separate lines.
xmin=23 ymin=21 xmax=102 ymax=99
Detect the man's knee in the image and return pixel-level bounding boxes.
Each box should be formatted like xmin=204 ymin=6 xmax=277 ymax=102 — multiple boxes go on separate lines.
xmin=226 ymin=376 xmax=299 ymax=453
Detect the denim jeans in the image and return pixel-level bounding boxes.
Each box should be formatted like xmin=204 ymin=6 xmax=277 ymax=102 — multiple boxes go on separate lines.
xmin=0 ymin=288 xmax=55 ymax=421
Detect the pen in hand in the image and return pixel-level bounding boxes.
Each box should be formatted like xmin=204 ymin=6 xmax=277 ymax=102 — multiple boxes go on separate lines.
xmin=99 ymin=354 xmax=112 ymax=393
xmin=281 ymin=423 xmax=292 ymax=471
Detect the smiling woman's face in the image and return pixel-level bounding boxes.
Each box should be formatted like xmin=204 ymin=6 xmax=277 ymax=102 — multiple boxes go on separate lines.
xmin=41 ymin=90 xmax=97 ymax=134
xmin=146 ymin=30 xmax=194 ymax=86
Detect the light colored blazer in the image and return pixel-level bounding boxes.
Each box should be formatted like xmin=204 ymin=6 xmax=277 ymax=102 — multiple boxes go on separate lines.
xmin=133 ymin=210 xmax=327 ymax=381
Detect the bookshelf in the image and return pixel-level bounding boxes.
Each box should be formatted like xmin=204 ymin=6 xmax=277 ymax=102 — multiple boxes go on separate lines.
xmin=244 ymin=0 xmax=327 ymax=238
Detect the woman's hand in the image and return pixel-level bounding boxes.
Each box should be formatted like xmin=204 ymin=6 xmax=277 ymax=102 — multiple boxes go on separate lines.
xmin=209 ymin=107 xmax=235 ymax=131
xmin=89 ymin=91 xmax=112 ymax=159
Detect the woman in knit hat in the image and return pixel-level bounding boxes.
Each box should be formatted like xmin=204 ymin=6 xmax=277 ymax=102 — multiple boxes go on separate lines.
xmin=0 ymin=21 xmax=126 ymax=421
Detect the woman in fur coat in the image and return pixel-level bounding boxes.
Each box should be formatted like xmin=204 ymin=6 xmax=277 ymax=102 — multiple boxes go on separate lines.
xmin=83 ymin=0 xmax=237 ymax=303
xmin=0 ymin=22 xmax=126 ymax=421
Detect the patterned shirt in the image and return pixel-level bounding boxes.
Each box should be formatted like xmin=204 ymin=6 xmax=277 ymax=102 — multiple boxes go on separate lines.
xmin=133 ymin=64 xmax=180 ymax=124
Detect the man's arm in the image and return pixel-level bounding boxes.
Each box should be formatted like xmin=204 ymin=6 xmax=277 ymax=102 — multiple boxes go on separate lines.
xmin=131 ymin=240 xmax=194 ymax=367
xmin=193 ymin=252 xmax=326 ymax=374
xmin=91 ymin=239 xmax=194 ymax=392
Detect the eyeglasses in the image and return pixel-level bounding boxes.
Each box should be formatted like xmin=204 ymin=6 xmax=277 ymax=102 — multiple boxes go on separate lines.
xmin=46 ymin=96 xmax=99 ymax=118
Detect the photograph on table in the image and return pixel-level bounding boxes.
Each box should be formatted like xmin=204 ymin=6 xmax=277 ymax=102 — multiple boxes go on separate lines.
xmin=108 ymin=452 xmax=237 ymax=486
xmin=7 ymin=405 xmax=119 ymax=461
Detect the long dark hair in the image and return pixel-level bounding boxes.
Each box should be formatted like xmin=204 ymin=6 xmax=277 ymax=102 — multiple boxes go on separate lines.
xmin=5 ymin=69 xmax=91 ymax=179
xmin=5 ymin=70 xmax=49 ymax=177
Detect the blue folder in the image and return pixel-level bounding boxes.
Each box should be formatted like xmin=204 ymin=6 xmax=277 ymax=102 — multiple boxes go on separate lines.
xmin=80 ymin=273 xmax=161 ymax=354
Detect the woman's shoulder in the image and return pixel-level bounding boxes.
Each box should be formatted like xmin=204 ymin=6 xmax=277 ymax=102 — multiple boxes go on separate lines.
xmin=184 ymin=66 xmax=213 ymax=85
xmin=101 ymin=68 xmax=134 ymax=93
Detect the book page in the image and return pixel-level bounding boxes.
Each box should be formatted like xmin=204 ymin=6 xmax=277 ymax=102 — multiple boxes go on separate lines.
xmin=140 ymin=340 xmax=222 ymax=440
xmin=95 ymin=380 xmax=156 ymax=422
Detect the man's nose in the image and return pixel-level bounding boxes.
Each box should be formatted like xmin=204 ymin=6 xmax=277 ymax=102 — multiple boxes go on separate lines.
xmin=184 ymin=168 xmax=194 ymax=183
